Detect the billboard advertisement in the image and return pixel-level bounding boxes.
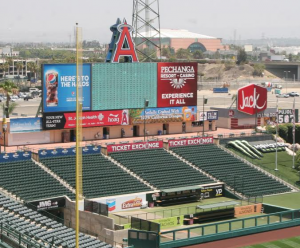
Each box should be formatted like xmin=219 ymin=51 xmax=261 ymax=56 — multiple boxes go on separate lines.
xmin=10 ymin=117 xmax=42 ymax=133
xmin=237 ymin=84 xmax=267 ymax=115
xmin=278 ymin=109 xmax=299 ymax=124
xmin=200 ymin=184 xmax=224 ymax=199
xmin=168 ymin=137 xmax=214 ymax=148
xmin=43 ymin=110 xmax=129 ymax=130
xmin=95 ymin=193 xmax=147 ymax=212
xmin=157 ymin=62 xmax=197 ymax=107
xmin=27 ymin=197 xmax=66 ymax=211
xmin=38 ymin=146 xmax=101 ymax=158
xmin=0 ymin=151 xmax=31 ymax=163
xmin=199 ymin=111 xmax=218 ymax=121
xmin=43 ymin=64 xmax=91 ymax=113
xmin=107 ymin=141 xmax=163 ymax=153
xmin=130 ymin=106 xmax=197 ymax=124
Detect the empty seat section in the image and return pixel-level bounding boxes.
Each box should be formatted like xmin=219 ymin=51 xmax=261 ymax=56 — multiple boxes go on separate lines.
xmin=110 ymin=149 xmax=215 ymax=190
xmin=40 ymin=154 xmax=151 ymax=199
xmin=171 ymin=144 xmax=291 ymax=196
xmin=0 ymin=160 xmax=74 ymax=201
xmin=0 ymin=192 xmax=113 ymax=248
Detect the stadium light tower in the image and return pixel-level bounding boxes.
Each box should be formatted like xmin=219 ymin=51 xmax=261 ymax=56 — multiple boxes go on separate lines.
xmin=132 ymin=0 xmax=161 ymax=61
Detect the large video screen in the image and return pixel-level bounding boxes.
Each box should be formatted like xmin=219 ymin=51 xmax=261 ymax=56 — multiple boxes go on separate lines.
xmin=42 ymin=64 xmax=91 ymax=112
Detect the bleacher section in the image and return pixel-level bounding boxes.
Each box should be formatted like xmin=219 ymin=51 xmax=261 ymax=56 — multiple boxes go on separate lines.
xmin=0 ymin=160 xmax=74 ymax=202
xmin=110 ymin=149 xmax=215 ymax=190
xmin=0 ymin=192 xmax=113 ymax=248
xmin=171 ymin=144 xmax=291 ymax=196
xmin=40 ymin=154 xmax=151 ymax=199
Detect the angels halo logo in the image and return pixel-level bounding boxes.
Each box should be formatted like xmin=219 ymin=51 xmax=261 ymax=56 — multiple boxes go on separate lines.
xmin=170 ymin=78 xmax=186 ymax=89
xmin=98 ymin=113 xmax=104 ymax=121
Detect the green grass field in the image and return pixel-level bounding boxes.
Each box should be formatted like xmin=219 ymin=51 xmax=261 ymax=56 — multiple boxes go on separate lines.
xmin=227 ymin=147 xmax=300 ymax=187
xmin=263 ymin=192 xmax=300 ymax=209
xmin=243 ymin=236 xmax=300 ymax=248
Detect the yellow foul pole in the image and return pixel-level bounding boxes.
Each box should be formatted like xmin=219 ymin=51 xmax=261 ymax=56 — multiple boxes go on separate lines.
xmin=75 ymin=23 xmax=83 ymax=248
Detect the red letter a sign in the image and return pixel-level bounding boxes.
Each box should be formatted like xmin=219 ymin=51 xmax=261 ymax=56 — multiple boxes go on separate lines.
xmin=111 ymin=19 xmax=139 ymax=63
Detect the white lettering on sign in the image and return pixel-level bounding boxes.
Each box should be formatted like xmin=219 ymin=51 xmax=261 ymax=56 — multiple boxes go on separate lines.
xmin=239 ymin=88 xmax=266 ymax=110
xmin=169 ymin=137 xmax=213 ymax=147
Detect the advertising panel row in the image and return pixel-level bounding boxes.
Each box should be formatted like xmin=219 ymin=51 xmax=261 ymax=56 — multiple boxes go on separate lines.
xmin=38 ymin=146 xmax=101 ymax=158
xmin=107 ymin=141 xmax=163 ymax=153
xmin=95 ymin=193 xmax=147 ymax=212
xmin=10 ymin=118 xmax=43 ymax=133
xmin=43 ymin=64 xmax=91 ymax=113
xmin=43 ymin=62 xmax=197 ymax=113
xmin=42 ymin=110 xmax=129 ymax=130
xmin=168 ymin=137 xmax=214 ymax=148
xmin=129 ymin=106 xmax=197 ymax=124
xmin=0 ymin=151 xmax=31 ymax=163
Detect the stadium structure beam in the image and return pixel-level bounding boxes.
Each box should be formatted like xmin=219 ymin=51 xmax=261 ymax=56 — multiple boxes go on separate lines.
xmin=132 ymin=0 xmax=161 ymax=62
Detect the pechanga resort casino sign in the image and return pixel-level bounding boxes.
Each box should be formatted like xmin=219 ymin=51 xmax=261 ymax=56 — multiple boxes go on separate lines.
xmin=237 ymin=84 xmax=267 ymax=115
xmin=157 ymin=62 xmax=197 ymax=107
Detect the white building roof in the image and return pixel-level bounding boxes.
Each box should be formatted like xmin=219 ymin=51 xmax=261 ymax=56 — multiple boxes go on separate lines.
xmin=140 ymin=29 xmax=216 ymax=39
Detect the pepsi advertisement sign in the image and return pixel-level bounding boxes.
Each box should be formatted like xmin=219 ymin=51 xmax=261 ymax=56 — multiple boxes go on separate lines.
xmin=42 ymin=64 xmax=91 ymax=113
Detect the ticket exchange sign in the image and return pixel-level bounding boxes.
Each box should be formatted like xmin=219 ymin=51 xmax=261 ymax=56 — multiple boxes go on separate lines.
xmin=43 ymin=110 xmax=129 ymax=130
xmin=157 ymin=62 xmax=197 ymax=107
xmin=107 ymin=141 xmax=163 ymax=153
xmin=168 ymin=137 xmax=214 ymax=148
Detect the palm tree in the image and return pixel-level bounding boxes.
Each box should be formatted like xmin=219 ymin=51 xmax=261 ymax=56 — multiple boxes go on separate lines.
xmin=0 ymin=80 xmax=18 ymax=118
xmin=15 ymin=62 xmax=23 ymax=77
xmin=27 ymin=62 xmax=38 ymax=86
xmin=1 ymin=62 xmax=10 ymax=78
xmin=1 ymin=102 xmax=18 ymax=117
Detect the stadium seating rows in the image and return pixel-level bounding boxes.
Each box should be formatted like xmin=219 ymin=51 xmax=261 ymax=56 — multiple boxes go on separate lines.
xmin=0 ymin=192 xmax=114 ymax=248
xmin=40 ymin=154 xmax=151 ymax=199
xmin=171 ymin=144 xmax=291 ymax=196
xmin=0 ymin=160 xmax=75 ymax=202
xmin=110 ymin=149 xmax=215 ymax=190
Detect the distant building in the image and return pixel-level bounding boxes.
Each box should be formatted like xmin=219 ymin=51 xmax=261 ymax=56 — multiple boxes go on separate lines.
xmin=0 ymin=47 xmax=19 ymax=57
xmin=0 ymin=59 xmax=38 ymax=79
xmin=139 ymin=29 xmax=226 ymax=52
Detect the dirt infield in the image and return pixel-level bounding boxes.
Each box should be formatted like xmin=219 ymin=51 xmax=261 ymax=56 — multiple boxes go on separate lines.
xmin=183 ymin=226 xmax=300 ymax=248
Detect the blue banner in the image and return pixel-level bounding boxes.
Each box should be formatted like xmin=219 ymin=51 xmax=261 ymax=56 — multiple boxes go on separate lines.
xmin=213 ymin=88 xmax=228 ymax=93
xmin=10 ymin=118 xmax=42 ymax=133
xmin=207 ymin=111 xmax=218 ymax=120
xmin=38 ymin=146 xmax=101 ymax=158
xmin=130 ymin=106 xmax=197 ymax=124
xmin=0 ymin=151 xmax=31 ymax=163
xmin=43 ymin=64 xmax=91 ymax=112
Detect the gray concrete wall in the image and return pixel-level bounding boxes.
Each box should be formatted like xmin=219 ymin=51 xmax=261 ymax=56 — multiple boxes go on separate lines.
xmin=63 ymin=199 xmax=127 ymax=246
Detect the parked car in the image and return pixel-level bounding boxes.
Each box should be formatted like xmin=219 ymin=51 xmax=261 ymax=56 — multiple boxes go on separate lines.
xmin=24 ymin=95 xmax=33 ymax=101
xmin=276 ymin=94 xmax=289 ymax=98
xmin=287 ymin=92 xmax=299 ymax=97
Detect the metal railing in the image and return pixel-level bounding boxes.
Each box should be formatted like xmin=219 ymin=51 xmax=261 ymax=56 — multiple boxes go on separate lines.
xmin=160 ymin=209 xmax=300 ymax=244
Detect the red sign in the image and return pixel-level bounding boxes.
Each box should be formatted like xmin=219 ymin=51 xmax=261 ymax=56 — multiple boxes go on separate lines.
xmin=237 ymin=84 xmax=267 ymax=115
xmin=107 ymin=141 xmax=163 ymax=153
xmin=111 ymin=19 xmax=138 ymax=63
xmin=43 ymin=110 xmax=129 ymax=130
xmin=168 ymin=137 xmax=214 ymax=148
xmin=157 ymin=62 xmax=198 ymax=107
xmin=229 ymin=110 xmax=235 ymax=117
